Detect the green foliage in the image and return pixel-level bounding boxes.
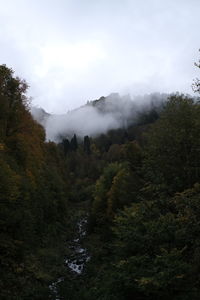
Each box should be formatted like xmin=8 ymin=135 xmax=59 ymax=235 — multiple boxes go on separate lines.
xmin=0 ymin=65 xmax=70 ymax=299
xmin=0 ymin=65 xmax=29 ymax=141
xmin=87 ymin=184 xmax=200 ymax=300
xmin=143 ymin=94 xmax=200 ymax=194
xmin=91 ymin=162 xmax=124 ymax=228
xmin=84 ymin=135 xmax=91 ymax=155
xmin=62 ymin=138 xmax=70 ymax=155
xmin=2 ymin=62 xmax=200 ymax=300
xmin=69 ymin=93 xmax=200 ymax=300
xmin=71 ymin=134 xmax=78 ymax=151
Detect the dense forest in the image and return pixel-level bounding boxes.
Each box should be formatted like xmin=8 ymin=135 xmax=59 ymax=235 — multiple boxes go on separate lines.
xmin=0 ymin=55 xmax=200 ymax=300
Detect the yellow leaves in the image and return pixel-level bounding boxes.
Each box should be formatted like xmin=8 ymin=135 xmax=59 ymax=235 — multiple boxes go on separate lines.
xmin=0 ymin=159 xmax=21 ymax=202
xmin=16 ymin=266 xmax=24 ymax=274
xmin=90 ymin=143 xmax=101 ymax=158
xmin=175 ymin=274 xmax=185 ymax=279
xmin=135 ymin=277 xmax=154 ymax=286
xmin=117 ymin=259 xmax=127 ymax=267
xmin=0 ymin=143 xmax=4 ymax=150
xmin=26 ymin=169 xmax=36 ymax=189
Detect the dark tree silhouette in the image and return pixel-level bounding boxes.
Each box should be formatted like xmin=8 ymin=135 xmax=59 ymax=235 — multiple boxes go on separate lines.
xmin=62 ymin=138 xmax=70 ymax=155
xmin=192 ymin=49 xmax=200 ymax=94
xmin=70 ymin=134 xmax=78 ymax=151
xmin=84 ymin=135 xmax=91 ymax=154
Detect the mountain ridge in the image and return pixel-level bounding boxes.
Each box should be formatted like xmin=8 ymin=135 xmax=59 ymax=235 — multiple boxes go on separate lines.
xmin=31 ymin=92 xmax=168 ymax=142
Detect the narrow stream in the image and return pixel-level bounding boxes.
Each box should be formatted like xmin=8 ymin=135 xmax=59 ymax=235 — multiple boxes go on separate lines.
xmin=50 ymin=216 xmax=90 ymax=299
xmin=66 ymin=217 xmax=90 ymax=274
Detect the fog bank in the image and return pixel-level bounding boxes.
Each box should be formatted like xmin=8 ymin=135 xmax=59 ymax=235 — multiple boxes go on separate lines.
xmin=31 ymin=93 xmax=169 ymax=142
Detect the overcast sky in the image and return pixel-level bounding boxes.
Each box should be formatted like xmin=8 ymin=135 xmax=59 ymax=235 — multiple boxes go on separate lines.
xmin=0 ymin=0 xmax=199 ymax=113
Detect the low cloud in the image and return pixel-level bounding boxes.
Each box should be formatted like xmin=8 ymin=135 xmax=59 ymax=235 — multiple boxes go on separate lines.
xmin=31 ymin=93 xmax=168 ymax=142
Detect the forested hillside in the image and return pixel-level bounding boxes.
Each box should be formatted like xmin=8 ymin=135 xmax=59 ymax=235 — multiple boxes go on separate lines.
xmin=1 ymin=59 xmax=200 ymax=300
xmin=0 ymin=65 xmax=71 ymax=299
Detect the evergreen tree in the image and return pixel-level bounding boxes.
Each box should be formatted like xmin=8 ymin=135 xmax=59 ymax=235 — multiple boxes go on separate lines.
xmin=70 ymin=134 xmax=78 ymax=151
xmin=62 ymin=138 xmax=70 ymax=155
xmin=84 ymin=135 xmax=91 ymax=154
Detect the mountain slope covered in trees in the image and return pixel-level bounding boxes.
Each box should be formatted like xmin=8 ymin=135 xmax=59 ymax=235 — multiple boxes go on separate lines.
xmin=0 ymin=65 xmax=71 ymax=299
xmin=1 ymin=59 xmax=200 ymax=300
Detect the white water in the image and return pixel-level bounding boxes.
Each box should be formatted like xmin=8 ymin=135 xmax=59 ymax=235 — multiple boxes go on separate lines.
xmin=66 ymin=217 xmax=90 ymax=274
xmin=50 ymin=216 xmax=90 ymax=299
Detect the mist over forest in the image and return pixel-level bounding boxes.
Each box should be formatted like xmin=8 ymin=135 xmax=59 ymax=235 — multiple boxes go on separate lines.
xmin=1 ymin=0 xmax=200 ymax=299
xmin=1 ymin=53 xmax=200 ymax=299
xmin=31 ymin=92 xmax=168 ymax=142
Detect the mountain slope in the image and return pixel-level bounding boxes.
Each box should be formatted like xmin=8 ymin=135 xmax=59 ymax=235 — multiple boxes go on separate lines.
xmin=31 ymin=92 xmax=168 ymax=142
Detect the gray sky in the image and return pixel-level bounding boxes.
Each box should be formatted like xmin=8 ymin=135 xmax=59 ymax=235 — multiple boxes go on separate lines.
xmin=0 ymin=0 xmax=199 ymax=113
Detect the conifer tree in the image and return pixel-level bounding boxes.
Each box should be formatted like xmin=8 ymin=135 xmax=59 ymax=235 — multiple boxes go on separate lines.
xmin=83 ymin=135 xmax=91 ymax=154
xmin=62 ymin=138 xmax=70 ymax=155
xmin=70 ymin=134 xmax=78 ymax=151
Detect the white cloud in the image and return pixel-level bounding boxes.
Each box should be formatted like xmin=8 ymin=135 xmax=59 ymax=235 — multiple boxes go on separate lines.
xmin=0 ymin=0 xmax=199 ymax=113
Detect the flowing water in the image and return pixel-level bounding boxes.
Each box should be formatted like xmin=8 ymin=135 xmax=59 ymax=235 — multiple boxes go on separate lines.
xmin=66 ymin=217 xmax=90 ymax=274
xmin=50 ymin=216 xmax=90 ymax=299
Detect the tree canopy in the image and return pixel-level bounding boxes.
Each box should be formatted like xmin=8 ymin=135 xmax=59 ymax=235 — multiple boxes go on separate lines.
xmin=1 ymin=57 xmax=200 ymax=300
